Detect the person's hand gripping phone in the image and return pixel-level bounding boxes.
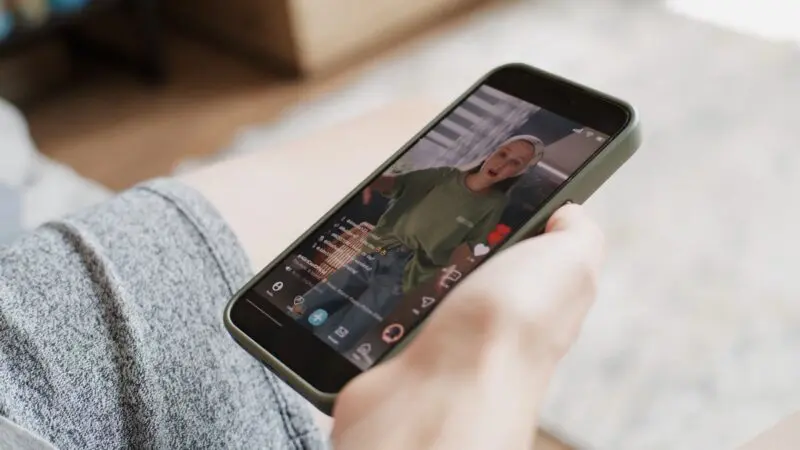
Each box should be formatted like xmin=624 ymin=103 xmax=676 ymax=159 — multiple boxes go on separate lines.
xmin=331 ymin=203 xmax=604 ymax=450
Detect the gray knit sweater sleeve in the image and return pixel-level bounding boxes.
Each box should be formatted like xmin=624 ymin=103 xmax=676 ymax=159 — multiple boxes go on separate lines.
xmin=0 ymin=179 xmax=326 ymax=450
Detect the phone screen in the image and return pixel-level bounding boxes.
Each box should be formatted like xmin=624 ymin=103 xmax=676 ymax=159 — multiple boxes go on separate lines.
xmin=244 ymin=83 xmax=614 ymax=371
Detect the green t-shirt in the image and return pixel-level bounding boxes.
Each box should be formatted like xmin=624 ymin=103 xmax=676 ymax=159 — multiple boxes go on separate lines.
xmin=365 ymin=167 xmax=508 ymax=292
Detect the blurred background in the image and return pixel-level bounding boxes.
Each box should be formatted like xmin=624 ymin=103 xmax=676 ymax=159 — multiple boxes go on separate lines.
xmin=2 ymin=0 xmax=800 ymax=448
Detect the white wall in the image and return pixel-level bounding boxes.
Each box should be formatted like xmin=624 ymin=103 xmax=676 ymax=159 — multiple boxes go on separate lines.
xmin=668 ymin=0 xmax=800 ymax=44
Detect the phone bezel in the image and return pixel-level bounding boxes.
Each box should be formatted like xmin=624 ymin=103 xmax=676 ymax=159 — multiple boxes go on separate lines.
xmin=224 ymin=62 xmax=639 ymax=412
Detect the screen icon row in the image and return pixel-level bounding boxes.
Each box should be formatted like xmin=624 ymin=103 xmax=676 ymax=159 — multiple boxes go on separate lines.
xmin=412 ymin=295 xmax=437 ymax=315
xmin=572 ymin=127 xmax=606 ymax=142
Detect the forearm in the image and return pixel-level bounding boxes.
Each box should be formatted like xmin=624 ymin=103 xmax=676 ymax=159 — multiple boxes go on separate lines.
xmin=446 ymin=244 xmax=478 ymax=273
xmin=437 ymin=244 xmax=479 ymax=293
xmin=447 ymin=243 xmax=474 ymax=268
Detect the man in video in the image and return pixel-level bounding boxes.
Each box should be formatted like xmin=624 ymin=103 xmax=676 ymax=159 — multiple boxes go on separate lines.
xmin=298 ymin=135 xmax=545 ymax=351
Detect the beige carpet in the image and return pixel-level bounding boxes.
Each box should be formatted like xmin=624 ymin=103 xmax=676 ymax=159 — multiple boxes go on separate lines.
xmin=184 ymin=0 xmax=800 ymax=448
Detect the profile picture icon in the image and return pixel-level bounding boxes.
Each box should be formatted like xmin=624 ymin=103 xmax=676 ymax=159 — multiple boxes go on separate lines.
xmin=381 ymin=323 xmax=405 ymax=344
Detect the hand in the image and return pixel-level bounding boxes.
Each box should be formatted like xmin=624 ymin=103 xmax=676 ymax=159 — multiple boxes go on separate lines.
xmin=331 ymin=204 xmax=605 ymax=450
xmin=361 ymin=186 xmax=373 ymax=205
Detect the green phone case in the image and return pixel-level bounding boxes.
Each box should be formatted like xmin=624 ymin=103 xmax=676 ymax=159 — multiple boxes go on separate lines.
xmin=223 ymin=62 xmax=642 ymax=415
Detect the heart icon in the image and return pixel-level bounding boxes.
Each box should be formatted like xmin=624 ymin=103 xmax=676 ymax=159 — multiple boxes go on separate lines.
xmin=473 ymin=243 xmax=490 ymax=257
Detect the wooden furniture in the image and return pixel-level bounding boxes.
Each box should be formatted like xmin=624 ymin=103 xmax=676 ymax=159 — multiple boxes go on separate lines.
xmin=0 ymin=0 xmax=166 ymax=87
xmin=166 ymin=0 xmax=486 ymax=76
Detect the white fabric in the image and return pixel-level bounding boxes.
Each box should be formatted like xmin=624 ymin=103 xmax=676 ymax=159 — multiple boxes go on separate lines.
xmin=0 ymin=97 xmax=110 ymax=243
xmin=669 ymin=0 xmax=800 ymax=45
xmin=0 ymin=97 xmax=35 ymax=186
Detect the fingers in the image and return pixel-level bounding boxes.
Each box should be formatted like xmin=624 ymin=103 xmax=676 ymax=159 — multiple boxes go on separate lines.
xmin=447 ymin=203 xmax=604 ymax=305
xmin=546 ymin=203 xmax=596 ymax=234
xmin=520 ymin=204 xmax=605 ymax=295
xmin=543 ymin=203 xmax=605 ymax=268
xmin=420 ymin=204 xmax=604 ymax=362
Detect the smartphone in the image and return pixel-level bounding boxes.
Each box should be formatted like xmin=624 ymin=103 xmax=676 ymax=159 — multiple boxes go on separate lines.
xmin=223 ymin=63 xmax=641 ymax=414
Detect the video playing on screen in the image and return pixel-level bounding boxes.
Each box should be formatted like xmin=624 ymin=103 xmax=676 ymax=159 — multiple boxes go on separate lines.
xmin=254 ymin=84 xmax=609 ymax=369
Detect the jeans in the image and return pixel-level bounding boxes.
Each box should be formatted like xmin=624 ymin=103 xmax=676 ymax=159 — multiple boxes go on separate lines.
xmin=299 ymin=247 xmax=412 ymax=352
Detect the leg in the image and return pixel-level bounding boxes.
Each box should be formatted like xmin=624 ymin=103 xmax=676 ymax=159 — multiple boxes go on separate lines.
xmin=298 ymin=259 xmax=368 ymax=318
xmin=297 ymin=254 xmax=375 ymax=337
xmin=322 ymin=248 xmax=411 ymax=352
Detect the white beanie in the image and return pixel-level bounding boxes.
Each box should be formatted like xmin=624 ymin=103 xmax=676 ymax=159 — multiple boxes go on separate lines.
xmin=493 ymin=134 xmax=545 ymax=175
